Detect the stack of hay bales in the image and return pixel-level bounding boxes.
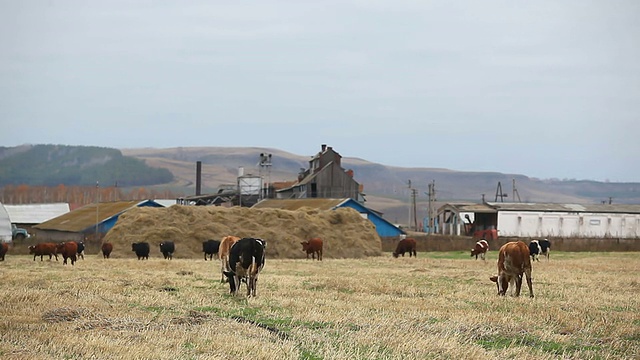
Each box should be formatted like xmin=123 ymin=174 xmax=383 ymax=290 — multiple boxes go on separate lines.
xmin=102 ymin=205 xmax=382 ymax=259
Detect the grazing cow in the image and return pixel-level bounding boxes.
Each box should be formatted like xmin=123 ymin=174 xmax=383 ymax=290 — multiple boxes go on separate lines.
xmin=393 ymin=238 xmax=417 ymax=258
xmin=29 ymin=242 xmax=59 ymax=261
xmin=56 ymin=241 xmax=78 ymax=265
xmin=0 ymin=243 xmax=8 ymax=261
xmin=75 ymin=241 xmax=85 ymax=260
xmin=490 ymin=241 xmax=534 ymax=298
xmin=529 ymin=239 xmax=551 ymax=262
xmin=224 ymin=237 xmax=266 ymax=297
xmin=219 ymin=236 xmax=240 ymax=283
xmin=300 ymin=237 xmax=323 ymax=261
xmin=131 ymin=242 xmax=150 ymax=260
xmin=470 ymin=239 xmax=489 ymax=261
xmin=159 ymin=241 xmax=175 ymax=260
xmin=101 ymin=242 xmax=113 ymax=259
xmin=202 ymin=239 xmax=221 ymax=261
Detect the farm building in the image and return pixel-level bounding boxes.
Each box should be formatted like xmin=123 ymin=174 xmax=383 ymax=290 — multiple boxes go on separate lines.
xmin=253 ymin=198 xmax=404 ymax=238
xmin=437 ymin=202 xmax=640 ymax=239
xmin=276 ymin=145 xmax=364 ymax=202
xmin=0 ymin=203 xmax=12 ymax=243
xmin=33 ymin=200 xmax=163 ymax=242
xmin=3 ymin=202 xmax=70 ymax=228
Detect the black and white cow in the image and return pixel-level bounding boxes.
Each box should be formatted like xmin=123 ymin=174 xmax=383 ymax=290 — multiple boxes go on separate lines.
xmin=529 ymin=239 xmax=551 ymax=261
xmin=159 ymin=241 xmax=175 ymax=260
xmin=224 ymin=237 xmax=266 ymax=297
xmin=202 ymin=239 xmax=221 ymax=261
xmin=75 ymin=241 xmax=85 ymax=260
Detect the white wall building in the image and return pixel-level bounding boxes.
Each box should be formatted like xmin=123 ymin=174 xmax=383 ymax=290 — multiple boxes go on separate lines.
xmin=437 ymin=202 xmax=640 ymax=239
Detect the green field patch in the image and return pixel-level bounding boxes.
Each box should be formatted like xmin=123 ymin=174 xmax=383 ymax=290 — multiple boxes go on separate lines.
xmin=476 ymin=334 xmax=601 ymax=355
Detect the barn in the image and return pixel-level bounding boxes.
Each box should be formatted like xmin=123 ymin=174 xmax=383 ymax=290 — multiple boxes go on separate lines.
xmin=437 ymin=202 xmax=640 ymax=239
xmin=252 ymin=198 xmax=404 ymax=238
xmin=33 ymin=200 xmax=163 ymax=242
xmin=3 ymin=203 xmax=70 ymax=233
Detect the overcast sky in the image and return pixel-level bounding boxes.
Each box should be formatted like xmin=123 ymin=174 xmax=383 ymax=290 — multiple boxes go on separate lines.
xmin=1 ymin=1 xmax=638 ymax=182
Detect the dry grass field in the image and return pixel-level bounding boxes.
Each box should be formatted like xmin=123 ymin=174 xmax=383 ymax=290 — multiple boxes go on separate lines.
xmin=1 ymin=251 xmax=639 ymax=360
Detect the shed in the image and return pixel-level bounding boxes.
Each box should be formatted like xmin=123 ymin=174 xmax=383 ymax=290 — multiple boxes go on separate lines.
xmin=0 ymin=203 xmax=11 ymax=243
xmin=437 ymin=201 xmax=640 ymax=239
xmin=33 ymin=200 xmax=163 ymax=242
xmin=252 ymin=198 xmax=404 ymax=238
xmin=3 ymin=203 xmax=70 ymax=227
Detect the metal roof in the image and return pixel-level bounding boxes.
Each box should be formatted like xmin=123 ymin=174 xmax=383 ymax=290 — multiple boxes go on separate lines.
xmin=437 ymin=202 xmax=497 ymax=214
xmin=252 ymin=198 xmax=350 ymax=211
xmin=486 ymin=202 xmax=640 ymax=214
xmin=34 ymin=200 xmax=153 ymax=232
xmin=3 ymin=203 xmax=70 ymax=224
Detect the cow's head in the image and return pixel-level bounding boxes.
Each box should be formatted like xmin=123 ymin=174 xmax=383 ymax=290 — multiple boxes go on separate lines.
xmin=300 ymin=241 xmax=309 ymax=251
xmin=392 ymin=252 xmax=399 ymax=258
xmin=490 ymin=275 xmax=508 ymax=296
xmin=28 ymin=245 xmax=36 ymax=253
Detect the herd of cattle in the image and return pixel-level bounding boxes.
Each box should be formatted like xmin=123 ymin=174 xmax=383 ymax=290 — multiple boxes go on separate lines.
xmin=1 ymin=235 xmax=551 ymax=298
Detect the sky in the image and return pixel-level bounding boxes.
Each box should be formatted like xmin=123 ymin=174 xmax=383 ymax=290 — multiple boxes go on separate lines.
xmin=1 ymin=1 xmax=639 ymax=182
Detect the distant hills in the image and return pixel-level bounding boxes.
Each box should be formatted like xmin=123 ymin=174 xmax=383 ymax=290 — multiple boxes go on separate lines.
xmin=0 ymin=145 xmax=173 ymax=187
xmin=2 ymin=144 xmax=639 ymax=224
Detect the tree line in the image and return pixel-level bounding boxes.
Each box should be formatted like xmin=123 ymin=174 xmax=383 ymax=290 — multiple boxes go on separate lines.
xmin=1 ymin=184 xmax=182 ymax=205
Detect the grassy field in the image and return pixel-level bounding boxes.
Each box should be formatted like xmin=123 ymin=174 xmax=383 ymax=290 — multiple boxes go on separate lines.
xmin=1 ymin=251 xmax=639 ymax=359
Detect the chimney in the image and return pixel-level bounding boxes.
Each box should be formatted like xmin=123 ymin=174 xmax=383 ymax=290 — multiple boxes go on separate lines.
xmin=321 ymin=144 xmax=327 ymax=152
xmin=346 ymin=169 xmax=354 ymax=178
xmin=195 ymin=161 xmax=202 ymax=196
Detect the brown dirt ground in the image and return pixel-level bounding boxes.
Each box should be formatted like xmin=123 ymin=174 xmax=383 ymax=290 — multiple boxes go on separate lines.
xmin=102 ymin=205 xmax=382 ymax=259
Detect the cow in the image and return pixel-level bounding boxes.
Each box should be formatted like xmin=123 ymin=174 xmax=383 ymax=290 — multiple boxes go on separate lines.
xmin=393 ymin=237 xmax=417 ymax=258
xmin=0 ymin=243 xmax=8 ymax=261
xmin=219 ymin=236 xmax=240 ymax=283
xmin=101 ymin=242 xmax=113 ymax=259
xmin=202 ymin=239 xmax=221 ymax=261
xmin=131 ymin=242 xmax=150 ymax=260
xmin=529 ymin=239 xmax=551 ymax=262
xmin=75 ymin=241 xmax=85 ymax=260
xmin=300 ymin=237 xmax=323 ymax=261
xmin=490 ymin=241 xmax=534 ymax=298
xmin=29 ymin=242 xmax=59 ymax=261
xmin=56 ymin=241 xmax=78 ymax=265
xmin=224 ymin=237 xmax=266 ymax=297
xmin=470 ymin=239 xmax=489 ymax=261
xmin=159 ymin=241 xmax=175 ymax=260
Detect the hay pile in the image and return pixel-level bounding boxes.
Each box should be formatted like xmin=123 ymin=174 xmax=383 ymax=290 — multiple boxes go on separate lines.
xmin=102 ymin=205 xmax=382 ymax=259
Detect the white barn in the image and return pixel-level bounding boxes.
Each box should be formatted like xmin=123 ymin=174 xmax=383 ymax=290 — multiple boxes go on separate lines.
xmin=437 ymin=202 xmax=640 ymax=239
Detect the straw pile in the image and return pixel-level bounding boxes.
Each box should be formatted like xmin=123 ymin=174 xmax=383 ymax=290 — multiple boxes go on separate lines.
xmin=102 ymin=205 xmax=382 ymax=259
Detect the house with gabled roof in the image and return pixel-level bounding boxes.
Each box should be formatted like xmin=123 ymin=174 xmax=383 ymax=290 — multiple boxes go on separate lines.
xmin=253 ymin=198 xmax=404 ymax=238
xmin=33 ymin=200 xmax=163 ymax=242
xmin=276 ymin=145 xmax=364 ymax=203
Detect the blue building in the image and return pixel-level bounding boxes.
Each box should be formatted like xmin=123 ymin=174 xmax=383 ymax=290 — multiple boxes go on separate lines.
xmin=33 ymin=200 xmax=163 ymax=242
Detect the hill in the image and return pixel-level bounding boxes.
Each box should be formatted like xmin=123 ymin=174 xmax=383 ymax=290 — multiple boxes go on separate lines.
xmin=0 ymin=144 xmax=173 ymax=187
xmin=2 ymin=144 xmax=639 ymax=225
xmin=121 ymin=146 xmax=640 ymax=224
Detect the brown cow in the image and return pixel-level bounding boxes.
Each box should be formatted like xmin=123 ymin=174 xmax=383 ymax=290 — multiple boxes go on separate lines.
xmin=101 ymin=242 xmax=113 ymax=259
xmin=393 ymin=238 xmax=417 ymax=258
xmin=470 ymin=239 xmax=489 ymax=261
xmin=29 ymin=243 xmax=59 ymax=261
xmin=301 ymin=237 xmax=323 ymax=261
xmin=0 ymin=243 xmax=8 ymax=261
xmin=56 ymin=241 xmax=78 ymax=266
xmin=219 ymin=235 xmax=240 ymax=283
xmin=490 ymin=241 xmax=534 ymax=298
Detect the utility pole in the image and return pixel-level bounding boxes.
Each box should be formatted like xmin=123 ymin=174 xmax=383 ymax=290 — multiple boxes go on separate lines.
xmin=512 ymin=178 xmax=521 ymax=202
xmin=411 ymin=187 xmax=418 ymax=231
xmin=425 ymin=180 xmax=437 ymax=234
xmin=95 ymin=181 xmax=99 ymax=242
xmin=407 ymin=180 xmax=412 ymax=230
xmin=495 ymin=181 xmax=508 ymax=202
